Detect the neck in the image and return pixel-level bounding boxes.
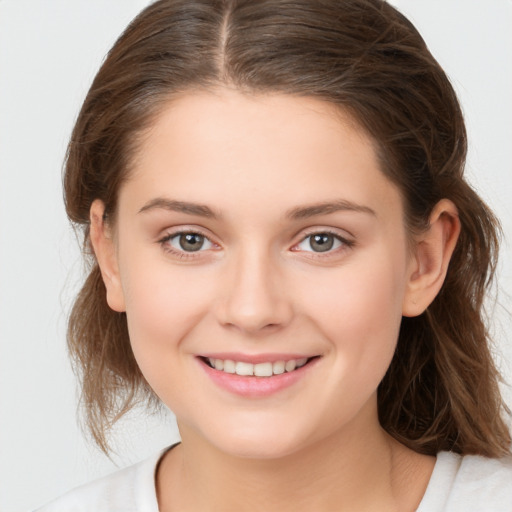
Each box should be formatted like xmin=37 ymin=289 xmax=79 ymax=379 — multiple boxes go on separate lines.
xmin=156 ymin=406 xmax=434 ymax=512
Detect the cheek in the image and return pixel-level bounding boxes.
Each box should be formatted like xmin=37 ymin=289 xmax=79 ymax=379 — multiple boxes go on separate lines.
xmin=119 ymin=257 xmax=215 ymax=365
xmin=295 ymin=249 xmax=408 ymax=373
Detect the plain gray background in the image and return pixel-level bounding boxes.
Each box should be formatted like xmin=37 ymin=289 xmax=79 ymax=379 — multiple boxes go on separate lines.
xmin=0 ymin=1 xmax=511 ymax=511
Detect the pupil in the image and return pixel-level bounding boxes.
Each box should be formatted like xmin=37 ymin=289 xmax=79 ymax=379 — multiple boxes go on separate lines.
xmin=311 ymin=234 xmax=333 ymax=252
xmin=179 ymin=233 xmax=204 ymax=252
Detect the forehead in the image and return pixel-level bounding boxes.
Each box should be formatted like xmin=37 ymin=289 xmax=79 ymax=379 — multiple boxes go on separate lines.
xmin=122 ymin=90 xmax=402 ymax=220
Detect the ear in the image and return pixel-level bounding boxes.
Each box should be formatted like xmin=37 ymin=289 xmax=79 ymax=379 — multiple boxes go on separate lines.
xmin=89 ymin=199 xmax=126 ymax=312
xmin=402 ymin=199 xmax=461 ymax=317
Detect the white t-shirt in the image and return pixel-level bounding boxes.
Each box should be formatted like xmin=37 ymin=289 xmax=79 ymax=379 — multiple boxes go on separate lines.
xmin=34 ymin=448 xmax=512 ymax=511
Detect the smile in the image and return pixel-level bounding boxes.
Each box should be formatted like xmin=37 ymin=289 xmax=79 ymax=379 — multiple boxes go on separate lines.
xmin=198 ymin=354 xmax=320 ymax=397
xmin=206 ymin=357 xmax=309 ymax=377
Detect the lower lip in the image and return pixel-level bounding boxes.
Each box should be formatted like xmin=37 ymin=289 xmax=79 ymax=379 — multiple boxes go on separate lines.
xmin=198 ymin=358 xmax=318 ymax=398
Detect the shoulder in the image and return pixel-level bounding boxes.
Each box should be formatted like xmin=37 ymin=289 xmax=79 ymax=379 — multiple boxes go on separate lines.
xmin=419 ymin=451 xmax=512 ymax=512
xmin=33 ymin=448 xmax=166 ymax=512
xmin=452 ymin=452 xmax=512 ymax=506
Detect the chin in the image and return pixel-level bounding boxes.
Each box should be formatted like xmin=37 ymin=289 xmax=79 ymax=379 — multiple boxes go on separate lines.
xmin=200 ymin=421 xmax=316 ymax=461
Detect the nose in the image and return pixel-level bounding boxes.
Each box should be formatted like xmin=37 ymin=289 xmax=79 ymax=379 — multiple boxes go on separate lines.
xmin=216 ymin=246 xmax=293 ymax=335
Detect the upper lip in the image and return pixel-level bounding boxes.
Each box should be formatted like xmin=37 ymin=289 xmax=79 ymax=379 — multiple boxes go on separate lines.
xmin=198 ymin=353 xmax=318 ymax=364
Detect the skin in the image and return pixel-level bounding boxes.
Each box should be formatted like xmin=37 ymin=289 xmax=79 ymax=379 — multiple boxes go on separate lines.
xmin=91 ymin=90 xmax=460 ymax=511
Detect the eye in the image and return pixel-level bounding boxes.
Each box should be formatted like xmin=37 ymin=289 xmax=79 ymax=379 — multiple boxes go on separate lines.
xmin=164 ymin=232 xmax=214 ymax=252
xmin=295 ymin=232 xmax=348 ymax=253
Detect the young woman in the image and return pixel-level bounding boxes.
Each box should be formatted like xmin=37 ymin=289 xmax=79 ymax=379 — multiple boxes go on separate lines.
xmin=36 ymin=0 xmax=511 ymax=510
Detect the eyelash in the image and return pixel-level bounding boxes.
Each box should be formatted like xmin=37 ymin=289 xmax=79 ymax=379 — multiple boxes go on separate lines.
xmin=292 ymin=230 xmax=355 ymax=256
xmin=157 ymin=229 xmax=354 ymax=259
xmin=158 ymin=230 xmax=217 ymax=259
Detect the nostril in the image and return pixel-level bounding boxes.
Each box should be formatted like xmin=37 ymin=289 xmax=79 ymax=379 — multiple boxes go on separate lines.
xmin=215 ymin=268 xmax=294 ymax=333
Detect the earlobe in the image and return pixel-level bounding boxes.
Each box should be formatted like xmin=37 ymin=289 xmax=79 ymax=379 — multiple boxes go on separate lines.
xmin=89 ymin=200 xmax=126 ymax=312
xmin=402 ymin=199 xmax=461 ymax=317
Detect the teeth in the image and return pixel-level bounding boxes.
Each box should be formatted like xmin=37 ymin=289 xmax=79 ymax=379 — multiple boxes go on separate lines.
xmin=273 ymin=361 xmax=285 ymax=375
xmin=207 ymin=357 xmax=310 ymax=377
xmin=254 ymin=362 xmax=273 ymax=377
xmin=235 ymin=361 xmax=254 ymax=376
xmin=223 ymin=360 xmax=236 ymax=374
xmin=285 ymin=360 xmax=296 ymax=372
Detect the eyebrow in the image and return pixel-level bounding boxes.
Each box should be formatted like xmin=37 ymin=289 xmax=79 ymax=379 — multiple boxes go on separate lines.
xmin=138 ymin=198 xmax=219 ymax=218
xmin=137 ymin=197 xmax=376 ymax=220
xmin=285 ymin=200 xmax=376 ymax=219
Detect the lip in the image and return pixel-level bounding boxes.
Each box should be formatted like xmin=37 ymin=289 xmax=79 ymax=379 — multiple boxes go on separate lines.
xmin=200 ymin=352 xmax=313 ymax=364
xmin=197 ymin=354 xmax=320 ymax=398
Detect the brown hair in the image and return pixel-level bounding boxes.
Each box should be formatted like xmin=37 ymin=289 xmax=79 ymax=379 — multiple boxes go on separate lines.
xmin=65 ymin=0 xmax=511 ymax=455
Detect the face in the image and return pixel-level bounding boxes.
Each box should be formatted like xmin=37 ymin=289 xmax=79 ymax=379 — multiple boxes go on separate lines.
xmin=98 ymin=90 xmax=419 ymax=459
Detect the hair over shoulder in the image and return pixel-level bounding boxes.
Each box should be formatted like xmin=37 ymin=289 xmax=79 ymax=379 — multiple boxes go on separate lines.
xmin=64 ymin=0 xmax=511 ymax=455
